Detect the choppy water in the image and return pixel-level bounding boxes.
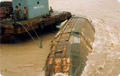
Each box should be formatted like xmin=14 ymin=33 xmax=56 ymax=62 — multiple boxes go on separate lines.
xmin=0 ymin=0 xmax=120 ymax=76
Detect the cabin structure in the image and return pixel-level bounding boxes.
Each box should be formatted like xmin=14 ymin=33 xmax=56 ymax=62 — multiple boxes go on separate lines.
xmin=12 ymin=0 xmax=49 ymax=19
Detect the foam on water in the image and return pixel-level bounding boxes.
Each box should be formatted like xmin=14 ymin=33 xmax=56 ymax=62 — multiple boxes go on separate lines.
xmin=81 ymin=18 xmax=120 ymax=76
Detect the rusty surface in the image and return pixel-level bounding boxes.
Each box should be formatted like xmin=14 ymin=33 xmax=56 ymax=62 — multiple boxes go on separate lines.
xmin=0 ymin=7 xmax=5 ymax=14
xmin=0 ymin=7 xmax=12 ymax=21
xmin=45 ymin=17 xmax=95 ymax=76
xmin=0 ymin=7 xmax=6 ymax=21
xmin=0 ymin=12 xmax=70 ymax=35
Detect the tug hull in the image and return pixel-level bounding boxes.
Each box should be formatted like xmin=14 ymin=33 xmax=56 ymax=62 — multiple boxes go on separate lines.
xmin=0 ymin=12 xmax=71 ymax=42
xmin=45 ymin=17 xmax=95 ymax=76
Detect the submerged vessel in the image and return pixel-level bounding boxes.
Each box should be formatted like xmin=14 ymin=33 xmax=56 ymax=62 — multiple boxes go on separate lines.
xmin=0 ymin=0 xmax=71 ymax=42
xmin=45 ymin=17 xmax=95 ymax=76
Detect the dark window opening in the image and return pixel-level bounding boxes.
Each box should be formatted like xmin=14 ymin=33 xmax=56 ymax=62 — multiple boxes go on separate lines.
xmin=19 ymin=3 xmax=21 ymax=6
xmin=37 ymin=1 xmax=39 ymax=4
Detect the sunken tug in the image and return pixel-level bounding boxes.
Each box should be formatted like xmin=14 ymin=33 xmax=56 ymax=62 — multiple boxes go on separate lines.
xmin=45 ymin=17 xmax=95 ymax=76
xmin=0 ymin=0 xmax=71 ymax=42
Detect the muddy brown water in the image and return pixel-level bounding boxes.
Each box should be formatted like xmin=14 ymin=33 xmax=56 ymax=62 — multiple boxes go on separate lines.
xmin=0 ymin=33 xmax=56 ymax=76
xmin=0 ymin=0 xmax=120 ymax=76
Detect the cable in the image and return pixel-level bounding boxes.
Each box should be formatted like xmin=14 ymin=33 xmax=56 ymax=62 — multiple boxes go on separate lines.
xmin=28 ymin=21 xmax=43 ymax=48
xmin=28 ymin=21 xmax=41 ymax=40
xmin=19 ymin=23 xmax=40 ymax=47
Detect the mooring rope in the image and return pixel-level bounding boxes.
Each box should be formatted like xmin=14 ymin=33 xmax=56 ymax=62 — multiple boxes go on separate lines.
xmin=28 ymin=21 xmax=43 ymax=48
xmin=20 ymin=23 xmax=40 ymax=47
xmin=28 ymin=21 xmax=41 ymax=40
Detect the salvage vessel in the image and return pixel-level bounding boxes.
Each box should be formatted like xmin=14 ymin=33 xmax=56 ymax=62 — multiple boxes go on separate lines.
xmin=45 ymin=17 xmax=95 ymax=76
xmin=0 ymin=0 xmax=71 ymax=42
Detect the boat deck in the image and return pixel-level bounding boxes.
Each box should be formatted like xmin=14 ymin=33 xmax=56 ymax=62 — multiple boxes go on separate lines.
xmin=0 ymin=11 xmax=70 ymax=34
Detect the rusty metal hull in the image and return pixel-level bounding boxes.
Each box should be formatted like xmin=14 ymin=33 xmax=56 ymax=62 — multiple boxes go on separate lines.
xmin=0 ymin=7 xmax=6 ymax=21
xmin=0 ymin=6 xmax=12 ymax=21
xmin=45 ymin=17 xmax=95 ymax=76
xmin=0 ymin=1 xmax=12 ymax=7
xmin=0 ymin=12 xmax=71 ymax=42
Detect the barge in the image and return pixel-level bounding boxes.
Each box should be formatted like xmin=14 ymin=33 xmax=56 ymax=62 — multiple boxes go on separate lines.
xmin=45 ymin=17 xmax=95 ymax=76
xmin=0 ymin=0 xmax=71 ymax=42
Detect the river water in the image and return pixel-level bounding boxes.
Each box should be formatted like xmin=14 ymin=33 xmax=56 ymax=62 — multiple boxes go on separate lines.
xmin=0 ymin=0 xmax=120 ymax=76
